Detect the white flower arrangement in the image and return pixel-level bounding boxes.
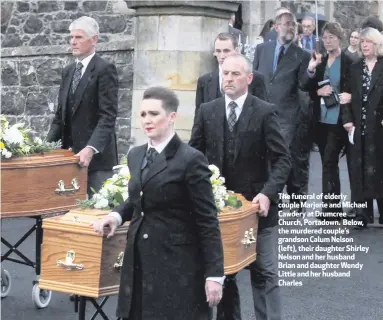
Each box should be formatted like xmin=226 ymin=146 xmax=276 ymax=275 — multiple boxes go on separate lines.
xmin=0 ymin=116 xmax=61 ymax=159
xmin=209 ymin=164 xmax=243 ymax=212
xmin=77 ymin=161 xmax=130 ymax=210
xmin=209 ymin=164 xmax=229 ymax=211
xmin=77 ymin=161 xmax=241 ymax=212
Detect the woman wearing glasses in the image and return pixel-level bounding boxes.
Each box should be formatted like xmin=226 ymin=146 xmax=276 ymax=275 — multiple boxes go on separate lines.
xmin=343 ymin=30 xmax=361 ymax=62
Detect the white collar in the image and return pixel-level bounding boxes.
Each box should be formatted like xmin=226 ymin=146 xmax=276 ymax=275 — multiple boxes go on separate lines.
xmin=76 ymin=52 xmax=96 ymax=69
xmin=148 ymin=132 xmax=175 ymax=154
xmin=225 ymin=92 xmax=248 ymax=109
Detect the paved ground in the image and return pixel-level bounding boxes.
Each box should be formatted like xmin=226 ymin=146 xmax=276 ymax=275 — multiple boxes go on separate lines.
xmin=1 ymin=152 xmax=382 ymax=320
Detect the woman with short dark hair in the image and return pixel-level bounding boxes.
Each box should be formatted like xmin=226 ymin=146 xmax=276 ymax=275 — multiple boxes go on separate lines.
xmin=302 ymin=22 xmax=353 ymax=220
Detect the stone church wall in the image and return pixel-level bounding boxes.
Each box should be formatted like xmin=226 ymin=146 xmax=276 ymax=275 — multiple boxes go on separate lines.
xmin=1 ymin=0 xmax=135 ymax=160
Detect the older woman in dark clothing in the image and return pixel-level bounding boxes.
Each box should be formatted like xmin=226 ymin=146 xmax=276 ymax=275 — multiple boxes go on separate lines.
xmin=342 ymin=27 xmax=383 ymax=228
xmin=302 ymin=22 xmax=353 ymax=220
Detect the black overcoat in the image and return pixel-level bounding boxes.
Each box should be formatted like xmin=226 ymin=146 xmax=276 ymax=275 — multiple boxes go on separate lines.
xmin=342 ymin=57 xmax=383 ymax=201
xmin=114 ymin=134 xmax=224 ymax=319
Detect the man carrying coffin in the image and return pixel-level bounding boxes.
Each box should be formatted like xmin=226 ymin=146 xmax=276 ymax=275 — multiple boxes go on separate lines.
xmin=195 ymin=33 xmax=268 ymax=118
xmin=190 ymin=54 xmax=291 ymax=320
xmin=47 ymin=16 xmax=119 ymax=196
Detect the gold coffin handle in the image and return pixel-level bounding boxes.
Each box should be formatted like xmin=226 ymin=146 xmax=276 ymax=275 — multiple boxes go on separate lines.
xmin=114 ymin=252 xmax=124 ymax=272
xmin=241 ymin=228 xmax=257 ymax=248
xmin=57 ymin=250 xmax=84 ymax=271
xmin=55 ymin=178 xmax=80 ymax=195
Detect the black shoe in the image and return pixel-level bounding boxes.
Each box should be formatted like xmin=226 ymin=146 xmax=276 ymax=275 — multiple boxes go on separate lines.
xmin=379 ymin=215 xmax=383 ymax=225
xmin=346 ymin=208 xmax=356 ymax=219
xmin=354 ymin=208 xmax=369 ymax=229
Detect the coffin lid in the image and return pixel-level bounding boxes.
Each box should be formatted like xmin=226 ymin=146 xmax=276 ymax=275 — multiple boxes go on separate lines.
xmin=1 ymin=149 xmax=80 ymax=169
xmin=42 ymin=208 xmax=129 ymax=236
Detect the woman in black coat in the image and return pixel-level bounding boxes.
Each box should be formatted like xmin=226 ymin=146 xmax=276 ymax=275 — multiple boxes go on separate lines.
xmin=342 ymin=27 xmax=383 ymax=228
xmin=302 ymin=22 xmax=353 ymax=220
xmin=93 ymin=87 xmax=225 ymax=319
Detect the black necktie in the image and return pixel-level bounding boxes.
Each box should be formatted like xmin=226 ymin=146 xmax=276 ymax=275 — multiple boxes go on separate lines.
xmin=228 ymin=101 xmax=238 ymax=132
xmin=71 ymin=62 xmax=83 ymax=94
xmin=146 ymin=147 xmax=159 ymax=167
xmin=277 ymin=45 xmax=285 ymax=67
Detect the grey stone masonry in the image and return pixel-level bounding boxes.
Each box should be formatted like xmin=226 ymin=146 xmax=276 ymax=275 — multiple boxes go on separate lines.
xmin=1 ymin=41 xmax=135 ymax=161
xmin=1 ymin=0 xmax=135 ymax=161
xmin=1 ymin=1 xmax=134 ymax=48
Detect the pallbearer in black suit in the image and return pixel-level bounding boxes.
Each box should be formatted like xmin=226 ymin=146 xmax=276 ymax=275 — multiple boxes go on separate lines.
xmin=195 ymin=33 xmax=268 ymax=118
xmin=190 ymin=54 xmax=291 ymax=320
xmin=47 ymin=16 xmax=119 ymax=196
xmin=93 ymin=87 xmax=225 ymax=320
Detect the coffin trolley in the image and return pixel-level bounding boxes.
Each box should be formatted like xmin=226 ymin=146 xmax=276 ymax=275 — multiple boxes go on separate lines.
xmin=39 ymin=194 xmax=259 ymax=319
xmin=1 ymin=149 xmax=87 ymax=307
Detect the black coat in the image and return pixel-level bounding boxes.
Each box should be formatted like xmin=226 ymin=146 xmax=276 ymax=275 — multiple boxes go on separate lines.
xmin=47 ymin=54 xmax=118 ymax=172
xmin=195 ymin=69 xmax=268 ymax=118
xmin=189 ymin=95 xmax=291 ymax=230
xmin=342 ymin=57 xmax=383 ymax=201
xmin=114 ymin=134 xmax=224 ymax=319
xmin=301 ymin=51 xmax=353 ymax=126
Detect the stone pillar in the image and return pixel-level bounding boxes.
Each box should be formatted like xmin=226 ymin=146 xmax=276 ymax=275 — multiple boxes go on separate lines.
xmin=126 ymin=0 xmax=240 ymax=146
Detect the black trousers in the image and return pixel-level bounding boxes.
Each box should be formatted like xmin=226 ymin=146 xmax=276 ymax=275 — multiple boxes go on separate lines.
xmin=286 ymin=97 xmax=313 ymax=202
xmin=211 ymin=227 xmax=280 ymax=320
xmin=315 ymin=122 xmax=347 ymax=214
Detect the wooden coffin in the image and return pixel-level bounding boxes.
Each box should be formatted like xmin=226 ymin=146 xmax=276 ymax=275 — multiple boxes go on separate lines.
xmin=220 ymin=194 xmax=259 ymax=275
xmin=39 ymin=194 xmax=259 ymax=297
xmin=1 ymin=149 xmax=87 ymax=218
xmin=39 ymin=209 xmax=129 ymax=298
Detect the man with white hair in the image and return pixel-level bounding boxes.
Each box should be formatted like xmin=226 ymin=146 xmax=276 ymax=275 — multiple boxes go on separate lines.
xmin=47 ymin=16 xmax=119 ymax=196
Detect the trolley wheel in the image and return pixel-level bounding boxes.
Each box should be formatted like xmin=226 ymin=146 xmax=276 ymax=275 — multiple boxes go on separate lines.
xmin=32 ymin=283 xmax=52 ymax=309
xmin=1 ymin=269 xmax=11 ymax=298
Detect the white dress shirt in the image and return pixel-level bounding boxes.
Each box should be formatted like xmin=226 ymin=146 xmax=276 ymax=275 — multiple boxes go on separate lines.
xmin=77 ymin=52 xmax=95 ymax=77
xmin=225 ymin=92 xmax=247 ymax=120
xmin=109 ymin=131 xmax=225 ymax=284
xmin=75 ymin=52 xmax=98 ymax=154
xmin=219 ymin=65 xmax=223 ymax=94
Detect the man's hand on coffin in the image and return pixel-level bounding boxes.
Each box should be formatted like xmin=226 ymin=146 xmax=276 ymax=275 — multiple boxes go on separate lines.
xmin=252 ymin=193 xmax=270 ymax=217
xmin=92 ymin=216 xmax=119 ymax=238
xmin=75 ymin=147 xmax=95 ymax=167
xmin=205 ymin=280 xmax=222 ymax=307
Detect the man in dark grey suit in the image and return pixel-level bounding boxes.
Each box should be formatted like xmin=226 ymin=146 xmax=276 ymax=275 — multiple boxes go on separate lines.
xmin=190 ymin=54 xmax=291 ymax=320
xmin=253 ymin=11 xmax=311 ymax=210
xmin=195 ymin=33 xmax=268 ymax=118
xmin=47 ymin=16 xmax=119 ymax=196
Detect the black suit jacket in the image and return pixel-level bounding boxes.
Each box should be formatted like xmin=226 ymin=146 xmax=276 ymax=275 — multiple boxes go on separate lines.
xmin=189 ymin=95 xmax=291 ymax=230
xmin=114 ymin=134 xmax=224 ymax=318
xmin=47 ymin=54 xmax=118 ymax=172
xmin=195 ymin=69 xmax=268 ymax=117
